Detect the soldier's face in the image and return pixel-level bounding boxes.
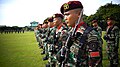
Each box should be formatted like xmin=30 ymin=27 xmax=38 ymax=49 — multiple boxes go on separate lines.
xmin=42 ymin=24 xmax=48 ymax=28
xmin=107 ymin=20 xmax=113 ymax=26
xmin=53 ymin=18 xmax=61 ymax=27
xmin=38 ymin=25 xmax=42 ymax=28
xmin=64 ymin=10 xmax=79 ymax=27
xmin=48 ymin=22 xmax=54 ymax=27
xmin=92 ymin=23 xmax=97 ymax=27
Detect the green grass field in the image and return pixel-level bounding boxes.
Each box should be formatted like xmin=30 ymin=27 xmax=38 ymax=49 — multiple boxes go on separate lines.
xmin=0 ymin=32 xmax=47 ymax=67
xmin=0 ymin=31 xmax=119 ymax=67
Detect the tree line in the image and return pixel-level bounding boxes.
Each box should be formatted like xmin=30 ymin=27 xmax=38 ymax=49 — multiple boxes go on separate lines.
xmin=0 ymin=26 xmax=25 ymax=34
xmin=83 ymin=3 xmax=120 ymax=31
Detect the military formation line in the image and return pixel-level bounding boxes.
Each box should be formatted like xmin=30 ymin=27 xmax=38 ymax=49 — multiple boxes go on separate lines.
xmin=34 ymin=1 xmax=119 ymax=67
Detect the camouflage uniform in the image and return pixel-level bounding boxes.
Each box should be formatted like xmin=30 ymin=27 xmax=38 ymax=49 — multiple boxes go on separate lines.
xmin=47 ymin=27 xmax=56 ymax=65
xmin=34 ymin=25 xmax=43 ymax=48
xmin=40 ymin=19 xmax=49 ymax=58
xmin=38 ymin=28 xmax=44 ymax=47
xmin=93 ymin=26 xmax=102 ymax=37
xmin=92 ymin=20 xmax=102 ymax=37
xmin=86 ymin=27 xmax=102 ymax=67
xmin=104 ymin=25 xmax=119 ymax=67
xmin=56 ymin=23 xmax=69 ymax=50
xmin=92 ymin=20 xmax=103 ymax=66
xmin=59 ymin=1 xmax=103 ymax=67
xmin=34 ymin=27 xmax=39 ymax=42
xmin=47 ymin=13 xmax=67 ymax=67
xmin=44 ymin=16 xmax=57 ymax=66
xmin=41 ymin=28 xmax=49 ymax=54
xmin=56 ymin=26 xmax=71 ymax=67
xmin=63 ymin=24 xmax=102 ymax=67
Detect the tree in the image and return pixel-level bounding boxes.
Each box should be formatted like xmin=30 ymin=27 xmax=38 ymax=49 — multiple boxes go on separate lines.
xmin=96 ymin=3 xmax=120 ymax=30
xmin=84 ymin=3 xmax=120 ymax=30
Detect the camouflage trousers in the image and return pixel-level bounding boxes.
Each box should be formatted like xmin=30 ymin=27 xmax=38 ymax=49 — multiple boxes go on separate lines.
xmin=106 ymin=43 xmax=119 ymax=66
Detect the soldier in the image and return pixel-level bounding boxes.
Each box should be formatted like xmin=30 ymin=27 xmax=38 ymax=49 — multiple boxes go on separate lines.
xmin=53 ymin=13 xmax=64 ymax=50
xmin=34 ymin=26 xmax=39 ymax=42
xmin=59 ymin=1 xmax=102 ymax=67
xmin=45 ymin=16 xmax=58 ymax=67
xmin=40 ymin=18 xmax=48 ymax=55
xmin=103 ymin=17 xmax=119 ymax=67
xmin=41 ymin=18 xmax=49 ymax=59
xmin=92 ymin=20 xmax=103 ymax=66
xmin=46 ymin=14 xmax=68 ymax=67
xmin=42 ymin=16 xmax=56 ymax=61
xmin=92 ymin=20 xmax=102 ymax=37
xmin=37 ymin=24 xmax=43 ymax=48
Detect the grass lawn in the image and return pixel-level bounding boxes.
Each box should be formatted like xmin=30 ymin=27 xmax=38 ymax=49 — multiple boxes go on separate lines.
xmin=0 ymin=31 xmax=47 ymax=67
xmin=0 ymin=31 xmax=119 ymax=67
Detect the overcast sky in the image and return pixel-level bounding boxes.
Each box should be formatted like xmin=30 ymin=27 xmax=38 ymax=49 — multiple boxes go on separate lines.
xmin=0 ymin=0 xmax=120 ymax=27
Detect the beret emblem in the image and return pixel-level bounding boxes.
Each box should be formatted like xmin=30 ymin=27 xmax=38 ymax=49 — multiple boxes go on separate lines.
xmin=63 ymin=3 xmax=69 ymax=10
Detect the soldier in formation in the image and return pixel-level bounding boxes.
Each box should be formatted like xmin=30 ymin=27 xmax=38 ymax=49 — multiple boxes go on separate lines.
xmin=103 ymin=17 xmax=119 ymax=67
xmin=91 ymin=19 xmax=103 ymax=66
xmin=92 ymin=20 xmax=102 ymax=37
xmin=34 ymin=0 xmax=119 ymax=67
xmin=57 ymin=1 xmax=103 ymax=67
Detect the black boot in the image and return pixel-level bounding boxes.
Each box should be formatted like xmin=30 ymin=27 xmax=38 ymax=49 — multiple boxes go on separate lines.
xmin=43 ymin=55 xmax=48 ymax=60
xmin=40 ymin=45 xmax=43 ymax=49
xmin=46 ymin=63 xmax=50 ymax=67
xmin=51 ymin=63 xmax=56 ymax=67
xmin=109 ymin=63 xmax=113 ymax=67
xmin=113 ymin=64 xmax=118 ymax=67
xmin=41 ymin=51 xmax=45 ymax=55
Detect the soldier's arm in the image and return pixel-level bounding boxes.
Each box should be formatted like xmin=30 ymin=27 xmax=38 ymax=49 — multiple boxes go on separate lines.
xmin=113 ymin=26 xmax=119 ymax=48
xmin=97 ymin=27 xmax=102 ymax=37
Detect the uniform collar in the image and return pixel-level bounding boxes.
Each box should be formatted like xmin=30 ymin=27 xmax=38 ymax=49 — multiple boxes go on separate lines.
xmin=57 ymin=24 xmax=62 ymax=30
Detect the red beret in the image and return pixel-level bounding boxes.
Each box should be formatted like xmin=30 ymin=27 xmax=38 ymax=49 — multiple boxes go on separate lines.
xmin=107 ymin=17 xmax=114 ymax=20
xmin=92 ymin=20 xmax=97 ymax=23
xmin=60 ymin=1 xmax=83 ymax=14
xmin=38 ymin=24 xmax=42 ymax=26
xmin=43 ymin=18 xmax=49 ymax=24
xmin=47 ymin=17 xmax=53 ymax=22
xmin=53 ymin=13 xmax=64 ymax=19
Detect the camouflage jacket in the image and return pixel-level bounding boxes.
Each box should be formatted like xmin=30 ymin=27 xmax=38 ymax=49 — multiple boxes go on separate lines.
xmin=105 ymin=25 xmax=119 ymax=47
xmin=93 ymin=26 xmax=102 ymax=37
xmin=65 ymin=26 xmax=102 ymax=65
xmin=47 ymin=27 xmax=57 ymax=44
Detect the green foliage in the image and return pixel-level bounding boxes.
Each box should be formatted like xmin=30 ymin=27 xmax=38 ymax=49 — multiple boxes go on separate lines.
xmin=83 ymin=3 xmax=120 ymax=30
xmin=96 ymin=3 xmax=120 ymax=30
xmin=96 ymin=3 xmax=120 ymax=21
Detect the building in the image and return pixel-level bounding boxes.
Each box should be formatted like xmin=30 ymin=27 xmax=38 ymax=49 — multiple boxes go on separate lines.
xmin=30 ymin=21 xmax=38 ymax=30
